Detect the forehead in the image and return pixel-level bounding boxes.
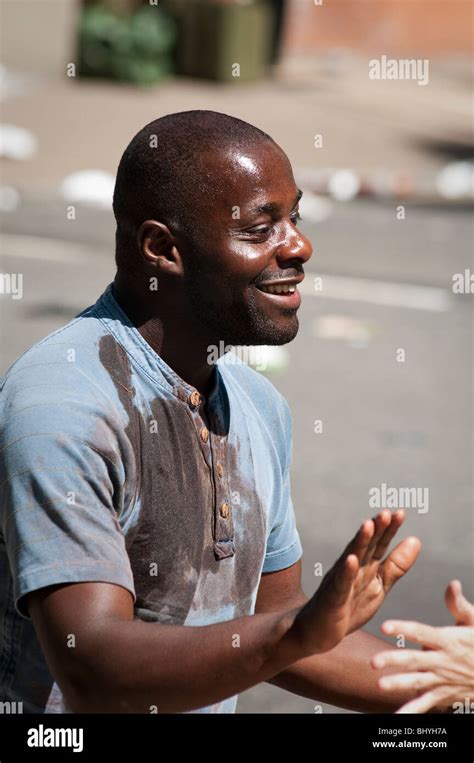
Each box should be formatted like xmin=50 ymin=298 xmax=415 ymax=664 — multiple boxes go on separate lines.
xmin=203 ymin=142 xmax=297 ymax=212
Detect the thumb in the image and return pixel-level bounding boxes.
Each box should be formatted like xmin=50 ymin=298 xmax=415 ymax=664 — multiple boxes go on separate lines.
xmin=445 ymin=580 xmax=474 ymax=625
xmin=380 ymin=536 xmax=421 ymax=592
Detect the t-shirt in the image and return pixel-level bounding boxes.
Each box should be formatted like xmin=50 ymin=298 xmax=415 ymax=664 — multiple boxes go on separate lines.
xmin=0 ymin=283 xmax=302 ymax=713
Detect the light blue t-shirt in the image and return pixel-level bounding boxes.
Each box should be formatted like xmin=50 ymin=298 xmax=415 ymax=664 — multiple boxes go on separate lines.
xmin=0 ymin=284 xmax=302 ymax=713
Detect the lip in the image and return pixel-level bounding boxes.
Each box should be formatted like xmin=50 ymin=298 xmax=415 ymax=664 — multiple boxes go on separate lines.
xmin=256 ymin=276 xmax=305 ymax=289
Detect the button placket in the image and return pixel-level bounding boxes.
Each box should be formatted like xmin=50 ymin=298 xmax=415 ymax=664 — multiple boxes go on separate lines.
xmin=211 ymin=433 xmax=234 ymax=559
xmin=186 ymin=388 xmax=211 ymax=466
xmin=187 ymin=384 xmax=234 ymax=560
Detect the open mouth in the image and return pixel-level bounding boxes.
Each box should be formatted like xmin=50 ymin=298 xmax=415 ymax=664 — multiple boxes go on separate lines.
xmin=258 ymin=283 xmax=296 ymax=295
xmin=254 ymin=277 xmax=303 ymax=308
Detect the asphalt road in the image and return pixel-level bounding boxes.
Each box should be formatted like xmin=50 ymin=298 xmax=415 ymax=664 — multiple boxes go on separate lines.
xmin=1 ymin=197 xmax=472 ymax=713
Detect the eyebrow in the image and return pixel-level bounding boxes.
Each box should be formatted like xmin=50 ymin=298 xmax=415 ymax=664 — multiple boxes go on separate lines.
xmin=247 ymin=188 xmax=303 ymax=217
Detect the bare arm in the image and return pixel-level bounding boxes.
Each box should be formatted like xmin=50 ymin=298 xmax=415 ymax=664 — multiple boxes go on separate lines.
xmin=27 ymin=510 xmax=418 ymax=713
xmin=269 ymin=630 xmax=415 ymax=713
xmin=26 ymin=581 xmax=302 ymax=713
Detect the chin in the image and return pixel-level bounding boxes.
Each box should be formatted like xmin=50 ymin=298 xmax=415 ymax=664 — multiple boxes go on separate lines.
xmin=228 ymin=316 xmax=299 ymax=347
xmin=262 ymin=325 xmax=299 ymax=346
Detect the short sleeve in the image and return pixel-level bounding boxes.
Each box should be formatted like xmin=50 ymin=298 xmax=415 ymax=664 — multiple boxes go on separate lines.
xmin=0 ymin=398 xmax=136 ymax=619
xmin=262 ymin=397 xmax=302 ymax=573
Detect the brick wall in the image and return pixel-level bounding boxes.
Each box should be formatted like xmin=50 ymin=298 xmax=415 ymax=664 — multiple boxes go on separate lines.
xmin=283 ymin=0 xmax=472 ymax=56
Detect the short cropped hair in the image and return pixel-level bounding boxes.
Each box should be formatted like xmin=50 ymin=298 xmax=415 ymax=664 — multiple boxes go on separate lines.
xmin=113 ymin=110 xmax=273 ymax=272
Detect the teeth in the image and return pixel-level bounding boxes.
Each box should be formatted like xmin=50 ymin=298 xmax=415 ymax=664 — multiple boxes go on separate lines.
xmin=260 ymin=284 xmax=296 ymax=295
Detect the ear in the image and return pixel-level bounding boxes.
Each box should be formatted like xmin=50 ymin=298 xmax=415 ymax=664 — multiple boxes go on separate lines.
xmin=137 ymin=220 xmax=183 ymax=276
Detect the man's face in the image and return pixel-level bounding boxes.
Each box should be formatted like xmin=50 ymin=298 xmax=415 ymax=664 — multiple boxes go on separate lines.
xmin=180 ymin=141 xmax=313 ymax=346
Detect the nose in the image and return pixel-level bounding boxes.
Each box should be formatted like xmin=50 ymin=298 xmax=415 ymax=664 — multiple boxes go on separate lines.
xmin=275 ymin=227 xmax=313 ymax=267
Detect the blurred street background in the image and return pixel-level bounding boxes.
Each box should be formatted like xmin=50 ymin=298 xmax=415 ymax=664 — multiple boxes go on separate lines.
xmin=0 ymin=0 xmax=473 ymax=713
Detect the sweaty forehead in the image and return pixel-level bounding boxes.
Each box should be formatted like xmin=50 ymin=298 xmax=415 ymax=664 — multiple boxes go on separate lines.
xmin=201 ymin=142 xmax=295 ymax=213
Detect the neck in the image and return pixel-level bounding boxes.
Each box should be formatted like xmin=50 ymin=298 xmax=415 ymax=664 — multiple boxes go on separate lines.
xmin=112 ymin=273 xmax=216 ymax=397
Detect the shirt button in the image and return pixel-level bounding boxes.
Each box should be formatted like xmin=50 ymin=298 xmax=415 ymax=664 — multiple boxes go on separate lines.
xmin=189 ymin=390 xmax=201 ymax=408
xmin=200 ymin=427 xmax=209 ymax=443
xmin=220 ymin=502 xmax=230 ymax=519
xmin=216 ymin=463 xmax=224 ymax=478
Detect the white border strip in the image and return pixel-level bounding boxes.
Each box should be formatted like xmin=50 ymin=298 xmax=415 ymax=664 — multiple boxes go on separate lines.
xmin=301 ymin=273 xmax=452 ymax=312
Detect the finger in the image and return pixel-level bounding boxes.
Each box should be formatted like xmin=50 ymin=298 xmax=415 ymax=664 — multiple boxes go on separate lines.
xmin=379 ymin=671 xmax=441 ymax=693
xmin=381 ymin=619 xmax=444 ymax=649
xmin=363 ymin=510 xmax=392 ymax=564
xmin=322 ymin=553 xmax=359 ymax=608
xmin=395 ymin=686 xmax=453 ymax=715
xmin=334 ymin=554 xmax=360 ymax=601
xmin=445 ymin=580 xmax=474 ymax=626
xmin=336 ymin=520 xmax=375 ymax=567
xmin=372 ymin=648 xmax=441 ymax=672
xmin=379 ymin=536 xmax=421 ymax=592
xmin=371 ymin=510 xmax=405 ymax=562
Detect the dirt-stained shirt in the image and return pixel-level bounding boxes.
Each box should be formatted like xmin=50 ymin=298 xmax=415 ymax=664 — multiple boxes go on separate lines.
xmin=0 ymin=284 xmax=302 ymax=714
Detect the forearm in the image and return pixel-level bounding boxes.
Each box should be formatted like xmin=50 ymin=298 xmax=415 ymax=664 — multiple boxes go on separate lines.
xmin=268 ymin=629 xmax=416 ymax=713
xmin=68 ymin=608 xmax=303 ymax=713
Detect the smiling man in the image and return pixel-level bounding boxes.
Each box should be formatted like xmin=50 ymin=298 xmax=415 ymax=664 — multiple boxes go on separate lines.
xmin=0 ymin=111 xmax=420 ymax=714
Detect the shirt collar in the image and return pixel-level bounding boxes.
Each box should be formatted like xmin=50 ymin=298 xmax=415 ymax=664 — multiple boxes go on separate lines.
xmin=94 ymin=283 xmax=222 ymax=406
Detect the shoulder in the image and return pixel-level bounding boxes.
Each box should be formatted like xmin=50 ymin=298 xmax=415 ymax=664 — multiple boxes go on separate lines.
xmin=2 ymin=305 xmax=98 ymax=378
xmin=1 ymin=309 xmax=128 ymax=440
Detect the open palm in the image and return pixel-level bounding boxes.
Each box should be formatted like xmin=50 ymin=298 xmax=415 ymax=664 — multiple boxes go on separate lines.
xmin=294 ymin=510 xmax=421 ymax=655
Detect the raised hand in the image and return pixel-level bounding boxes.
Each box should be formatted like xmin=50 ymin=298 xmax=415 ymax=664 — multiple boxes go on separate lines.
xmin=291 ymin=509 xmax=421 ymax=655
xmin=372 ymin=580 xmax=474 ymax=713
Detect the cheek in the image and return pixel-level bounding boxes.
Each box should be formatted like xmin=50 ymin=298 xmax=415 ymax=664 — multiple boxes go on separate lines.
xmin=219 ymin=243 xmax=269 ymax=282
xmin=189 ymin=236 xmax=269 ymax=290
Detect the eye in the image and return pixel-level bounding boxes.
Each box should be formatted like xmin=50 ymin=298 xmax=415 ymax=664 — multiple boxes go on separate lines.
xmin=250 ymin=225 xmax=271 ymax=235
xmin=243 ymin=210 xmax=301 ymax=239
xmin=243 ymin=224 xmax=272 ymax=238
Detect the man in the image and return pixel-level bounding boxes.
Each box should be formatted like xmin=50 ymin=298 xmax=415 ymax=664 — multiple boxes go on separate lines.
xmin=0 ymin=111 xmax=421 ymax=714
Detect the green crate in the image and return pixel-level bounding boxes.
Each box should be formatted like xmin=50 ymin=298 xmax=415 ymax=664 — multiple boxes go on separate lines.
xmin=177 ymin=0 xmax=274 ymax=82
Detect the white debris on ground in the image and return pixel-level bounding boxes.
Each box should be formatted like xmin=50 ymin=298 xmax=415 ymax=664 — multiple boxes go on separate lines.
xmin=436 ymin=161 xmax=474 ymax=199
xmin=312 ymin=314 xmax=374 ymax=348
xmin=0 ymin=123 xmax=38 ymax=160
xmin=0 ymin=64 xmax=40 ymax=102
xmin=298 ymin=191 xmax=333 ymax=223
xmin=327 ymin=169 xmax=361 ymax=201
xmin=60 ymin=170 xmax=115 ymax=208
